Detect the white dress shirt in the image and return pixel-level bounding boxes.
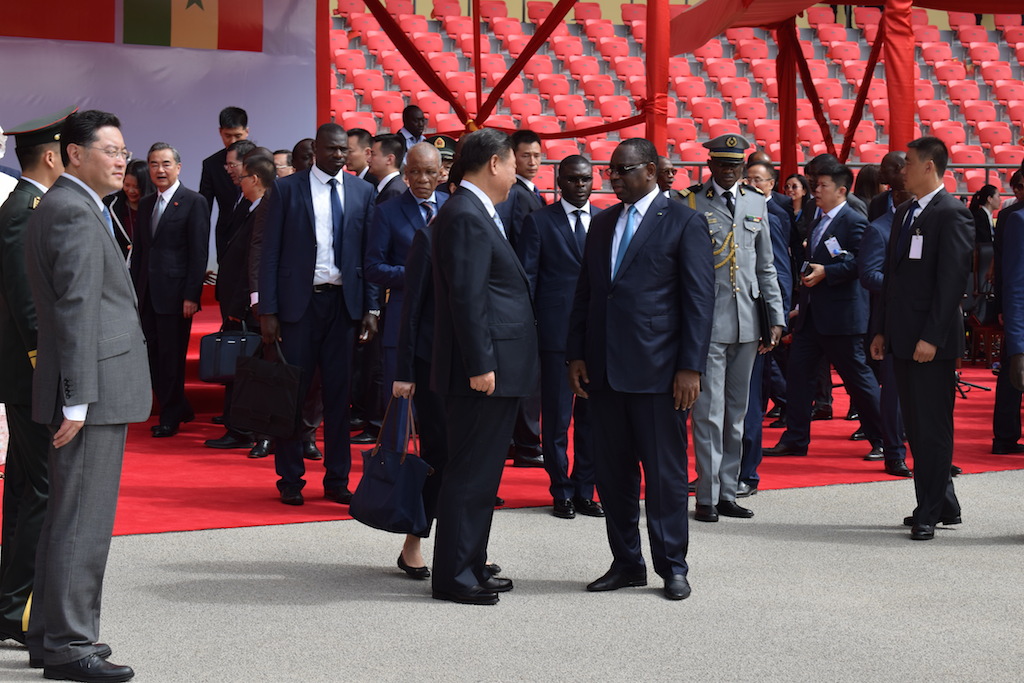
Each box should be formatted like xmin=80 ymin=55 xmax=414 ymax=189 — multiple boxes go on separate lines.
xmin=310 ymin=165 xmax=344 ymax=286
xmin=611 ymin=187 xmax=659 ymax=274
xmin=460 ymin=180 xmax=503 ymax=237
xmin=376 ymin=170 xmax=401 ymax=195
xmin=560 ymin=198 xmax=591 ymax=233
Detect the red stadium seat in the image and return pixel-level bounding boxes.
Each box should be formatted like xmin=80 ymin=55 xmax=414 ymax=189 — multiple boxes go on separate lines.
xmin=491 ymin=18 xmax=523 ymax=41
xmin=1006 ymin=101 xmax=1024 ymax=127
xmin=980 ymin=61 xmax=1014 ymax=84
xmin=387 ymin=0 xmax=414 ymax=14
xmin=910 ymin=8 xmax=929 ymax=25
xmin=398 ymin=14 xmax=429 ymax=34
xmin=568 ymin=55 xmax=602 ymax=80
xmin=932 ymin=60 xmax=967 ymax=84
xmin=1003 ymin=25 xmax=1024 ymax=45
xmin=415 ymin=93 xmax=452 ymax=120
xmin=618 ymin=122 xmax=646 ymax=139
xmin=913 ymin=26 xmax=941 ymax=45
xmin=525 ymin=115 xmax=562 ymax=135
xmin=718 ymin=77 xmax=752 ymax=102
xmin=443 ymin=15 xmax=472 ymax=38
xmin=380 ymin=49 xmax=412 ymax=76
xmin=537 ymin=74 xmax=570 ymax=98
xmin=570 ymin=115 xmax=605 ymax=139
xmin=543 ymin=138 xmax=581 ymax=160
xmin=581 ymin=18 xmax=615 ymax=40
xmin=827 ymin=99 xmax=857 ymax=127
xmin=485 ymin=114 xmax=517 ymax=130
xmin=963 ymin=99 xmax=998 ymax=124
xmin=806 ymin=59 xmax=830 ymax=80
xmin=522 ymin=55 xmax=555 ymax=83
xmin=794 ymin=99 xmax=814 ymax=122
xmin=913 ymin=79 xmax=935 ymax=101
xmin=816 ymin=24 xmax=848 ymax=45
xmin=479 ymin=0 xmax=508 ymax=22
xmin=630 ymin=21 xmax=647 ymax=47
xmin=431 ymin=0 xmax=462 ymax=19
xmin=956 ymin=25 xmax=989 ymax=44
xmin=994 ymin=80 xmax=1024 ymax=105
xmin=753 ymin=119 xmax=781 ymax=148
xmin=797 ymin=120 xmax=826 ymax=147
xmin=484 ymin=71 xmax=522 ymax=95
xmin=853 ymin=7 xmax=881 ymax=28
xmin=994 ymin=145 xmax=1024 ymax=166
xmin=673 ymin=76 xmax=707 ymax=102
xmin=551 ymin=36 xmax=585 ymax=62
xmin=951 ymin=145 xmax=986 ymax=165
xmin=587 ymin=139 xmax=618 ymax=161
xmin=916 ymin=99 xmax=951 ymax=125
xmin=595 ymin=36 xmax=630 ymax=60
xmin=433 ymin=113 xmax=462 ymax=132
xmin=805 ymin=6 xmax=834 ymax=27
xmin=947 ymin=12 xmax=977 ymax=29
xmin=942 ymin=171 xmax=958 ymax=194
xmin=849 ymin=120 xmax=876 ymax=146
xmin=704 ymin=57 xmax=737 ymax=82
xmin=369 ymin=91 xmax=406 ymax=121
xmin=862 ymin=24 xmax=879 ymax=42
xmin=574 ymin=3 xmax=603 ymax=21
xmin=814 ymin=79 xmax=844 ymax=103
xmin=527 ymin=1 xmax=553 ymax=22
xmin=724 ymin=27 xmax=756 ymax=43
xmin=444 ymin=72 xmax=477 ymax=101
xmin=347 ymin=14 xmax=380 ymax=38
xmin=581 ymin=75 xmax=616 ymax=101
xmin=410 ymin=31 xmax=443 ymax=54
xmin=333 ymin=49 xmax=367 ymax=81
xmin=762 ymin=78 xmax=779 ymax=102
xmin=976 ymin=121 xmax=1013 ymax=149
xmin=612 ymin=57 xmax=646 ymax=81
xmin=507 ymin=93 xmax=542 ymax=120
xmin=362 ymin=30 xmax=395 ymax=55
xmin=677 ymin=141 xmax=708 ymax=163
xmin=688 ymin=97 xmax=724 ymax=126
xmin=624 ymin=76 xmax=646 ymax=98
xmin=340 ymin=111 xmax=378 ymax=135
xmin=995 ymin=14 xmax=1024 ymax=30
xmin=335 ymin=0 xmax=365 ymax=17
xmin=668 ymin=57 xmax=692 ymax=80
xmin=458 ymin=34 xmax=494 ymax=56
xmin=597 ymin=95 xmax=633 ymax=120
xmin=931 ymin=120 xmax=967 ymax=147
xmin=969 ymin=42 xmax=1002 ymax=64
xmin=329 ymin=29 xmax=348 ymax=54
xmin=964 ymin=170 xmax=1002 ymax=193
xmin=706 ymin=118 xmax=742 ymax=138
xmin=827 ymin=42 xmax=861 ymax=63
xmin=350 ymin=69 xmax=386 ymax=96
xmin=857 ymin=143 xmax=888 ymax=164
xmin=736 ymin=38 xmax=769 ymax=62
xmin=427 ymin=52 xmax=460 ymax=77
xmin=330 ymin=89 xmax=357 ymax=117
xmin=734 ymin=97 xmax=768 ymax=126
xmin=840 ymin=59 xmax=869 ymax=86
xmin=552 ymin=94 xmax=587 ymax=122
xmin=693 ymin=39 xmax=724 ymax=62
xmin=919 ymin=42 xmax=952 ymax=66
xmin=750 ymin=59 xmax=776 ymax=84
xmin=947 ymin=80 xmax=981 ymax=106
xmin=620 ymin=3 xmax=645 ymax=23
xmin=504 ymin=34 xmax=532 ymax=58
xmin=666 ymin=118 xmax=697 ymax=146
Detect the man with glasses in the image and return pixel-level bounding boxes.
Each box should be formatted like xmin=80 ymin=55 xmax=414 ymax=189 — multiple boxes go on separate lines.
xmin=568 ymin=138 xmax=714 ymax=600
xmin=685 ymin=135 xmax=784 ymax=522
xmin=273 ymin=149 xmax=295 ymax=178
xmin=131 ymin=142 xmax=210 ymax=438
xmin=656 ymin=155 xmax=686 ymax=202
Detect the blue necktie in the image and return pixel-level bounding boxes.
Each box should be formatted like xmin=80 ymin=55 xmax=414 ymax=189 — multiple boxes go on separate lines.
xmin=613 ymin=205 xmax=638 ymax=277
xmin=420 ymin=201 xmax=434 ymax=225
xmin=573 ymin=209 xmax=586 ymax=253
xmin=102 ymin=206 xmax=115 ymax=239
xmin=328 ymin=177 xmax=344 ymax=235
xmin=493 ymin=212 xmax=507 ymax=239
xmin=533 ymin=186 xmax=546 ymax=205
xmin=810 ymin=213 xmax=831 ymax=254
xmin=897 ymin=200 xmax=920 ymax=256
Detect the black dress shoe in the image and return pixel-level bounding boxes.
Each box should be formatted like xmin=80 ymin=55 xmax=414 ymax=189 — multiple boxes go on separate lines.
xmin=248 ymin=439 xmax=272 ymax=458
xmin=397 ymin=553 xmax=430 ymax=579
xmin=663 ymin=574 xmax=691 ymax=600
xmin=766 ymin=405 xmax=782 ymax=418
xmin=494 ymin=496 xmax=505 ymax=507
xmin=0 ymin=618 xmax=24 ymax=644
xmin=688 ymin=479 xmax=697 ymax=494
xmin=32 ymin=644 xmax=111 ymax=669
xmin=303 ymin=441 xmax=323 ymax=461
xmin=763 ymin=443 xmax=807 ymax=457
xmin=572 ymin=497 xmax=605 ymax=517
xmin=485 ymin=562 xmax=502 ymax=576
xmin=552 ymin=499 xmax=576 ymax=519
xmin=43 ymin=654 xmax=134 ymax=682
xmin=951 ymin=464 xmax=962 ymax=477
xmin=349 ymin=417 xmax=368 ymax=431
xmin=910 ymin=524 xmax=935 ymax=540
xmin=280 ymin=490 xmax=304 ymax=506
xmin=211 ymin=414 xmax=226 ymax=425
xmin=903 ymin=514 xmax=960 ymax=527
xmin=480 ymin=576 xmax=513 ymax=592
xmin=512 ymin=453 xmax=544 ymax=468
xmin=203 ymin=432 xmax=254 ymax=449
xmin=151 ymin=424 xmax=177 ymax=438
xmin=767 ymin=418 xmax=786 ymax=428
xmin=716 ymin=500 xmax=754 ymax=518
xmin=991 ymin=441 xmax=1024 ymax=455
xmin=863 ymin=446 xmax=885 ymax=461
xmin=694 ymin=504 xmax=719 ymax=522
xmin=432 ymin=586 xmax=499 ymax=605
xmin=586 ymin=567 xmax=647 ymax=592
xmin=849 ymin=429 xmax=866 ymax=441
xmin=324 ymin=488 xmax=353 ymax=504
xmin=350 ymin=430 xmax=378 ymax=444
xmin=736 ymin=481 xmax=758 ymax=498
xmin=845 ymin=409 xmax=859 ymax=420
xmin=811 ymin=406 xmax=833 ymax=420
xmin=884 ymin=460 xmax=912 ymax=477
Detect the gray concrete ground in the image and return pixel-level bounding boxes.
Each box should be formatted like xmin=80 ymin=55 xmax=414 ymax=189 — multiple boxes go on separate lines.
xmin=0 ymin=470 xmax=1021 ymax=682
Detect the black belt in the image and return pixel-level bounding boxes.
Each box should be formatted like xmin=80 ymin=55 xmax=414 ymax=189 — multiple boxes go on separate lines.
xmin=313 ymin=283 xmax=342 ymax=292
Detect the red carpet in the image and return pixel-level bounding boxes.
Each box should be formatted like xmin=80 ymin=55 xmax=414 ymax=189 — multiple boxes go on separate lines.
xmin=16 ymin=290 xmax=1023 ymax=536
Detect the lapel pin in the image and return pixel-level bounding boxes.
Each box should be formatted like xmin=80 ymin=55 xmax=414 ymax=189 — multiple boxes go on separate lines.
xmin=173 ymin=202 xmax=179 ymax=207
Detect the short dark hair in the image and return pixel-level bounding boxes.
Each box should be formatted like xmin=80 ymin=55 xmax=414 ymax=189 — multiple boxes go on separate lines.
xmin=459 ymin=128 xmax=513 ymax=175
xmin=59 ymin=110 xmax=121 ymax=166
xmin=15 ymin=140 xmax=59 ymax=170
xmin=618 ymin=138 xmax=658 ymax=166
xmin=227 ymin=139 xmax=257 ymax=159
xmin=347 ymin=128 xmax=373 ymax=149
xmin=219 ymin=106 xmax=248 ymax=130
xmin=907 ymin=136 xmax=949 ymax=176
xmin=817 ymin=161 xmax=853 ymax=192
xmin=1011 ymin=170 xmax=1023 ymax=188
xmin=746 ymin=160 xmax=777 ymax=180
xmin=558 ymin=154 xmax=591 ymax=174
xmin=510 ymin=129 xmax=541 ymax=152
xmin=244 ymin=146 xmax=274 ymax=162
xmin=316 ymin=122 xmax=345 ymax=140
xmin=244 ymin=155 xmax=276 ymax=188
xmin=373 ymin=133 xmax=406 ymax=169
xmin=273 ymin=149 xmax=293 ymax=165
xmin=148 ymin=141 xmax=181 ymax=164
xmin=402 ymin=104 xmax=424 ymax=117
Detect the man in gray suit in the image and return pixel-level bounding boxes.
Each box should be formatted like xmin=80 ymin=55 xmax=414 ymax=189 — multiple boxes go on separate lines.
xmin=686 ymin=135 xmax=784 ymax=523
xmin=24 ymin=110 xmax=151 ymax=682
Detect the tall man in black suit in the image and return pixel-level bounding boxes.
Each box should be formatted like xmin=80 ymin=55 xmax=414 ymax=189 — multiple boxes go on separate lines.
xmin=867 ymin=151 xmax=906 ymax=222
xmin=0 ymin=107 xmax=70 ymax=644
xmin=430 ymin=128 xmax=538 ymax=605
xmin=346 ymin=128 xmax=378 ymax=185
xmin=369 ymin=133 xmax=406 ymax=205
xmin=517 ymin=155 xmax=603 ymax=520
xmin=131 ymin=143 xmax=210 ymax=437
xmin=199 ymin=106 xmax=248 ymax=259
xmin=871 ymin=137 xmax=974 ymax=541
xmin=568 ymin=139 xmax=715 ymax=601
xmin=260 ymin=123 xmax=380 ymax=506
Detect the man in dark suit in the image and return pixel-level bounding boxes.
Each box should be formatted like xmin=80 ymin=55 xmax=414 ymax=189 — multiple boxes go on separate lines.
xmin=260 ymin=123 xmax=380 ymax=506
xmin=346 ymin=128 xmax=378 ymax=185
xmin=369 ymin=133 xmax=406 ymax=205
xmin=764 ymin=162 xmax=885 ymax=460
xmin=567 ymin=138 xmax=714 ymax=601
xmin=1004 ymin=210 xmax=1024 ymax=392
xmin=215 ymin=139 xmax=256 ymax=260
xmin=430 ymin=128 xmax=538 ymax=605
xmin=130 ymin=143 xmax=209 ymax=437
xmin=291 ymin=138 xmax=314 ymax=173
xmin=25 ymin=109 xmax=149 ymax=682
xmin=657 ymin=156 xmax=686 ymax=202
xmin=199 ymin=106 xmax=248 ymax=259
xmin=517 ymin=155 xmax=603 ymax=520
xmin=747 ymin=149 xmax=796 ymax=224
xmin=0 ymin=107 xmax=70 ymax=645
xmin=397 ymin=105 xmax=427 ymax=151
xmin=870 ymin=136 xmax=974 ymax=541
xmin=867 ymin=151 xmax=906 ymax=222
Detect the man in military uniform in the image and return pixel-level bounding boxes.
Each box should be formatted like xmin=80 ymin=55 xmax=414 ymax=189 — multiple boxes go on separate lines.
xmin=426 ymin=134 xmax=456 ymax=188
xmin=0 ymin=106 xmax=74 ymax=643
xmin=685 ymin=135 xmax=784 ymax=523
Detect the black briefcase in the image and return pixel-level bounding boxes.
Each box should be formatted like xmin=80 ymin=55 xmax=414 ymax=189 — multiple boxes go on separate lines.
xmin=229 ymin=342 xmax=303 ymax=439
xmin=198 ymin=321 xmax=261 ymax=384
xmin=755 ymin=295 xmax=773 ymax=346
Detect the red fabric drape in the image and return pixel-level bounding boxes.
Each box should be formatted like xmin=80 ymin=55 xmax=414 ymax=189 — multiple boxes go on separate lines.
xmin=645 ymin=0 xmax=670 ymax=152
xmin=773 ymin=19 xmax=799 ymax=179
xmin=316 ymin=0 xmax=330 ymax=125
xmin=838 ymin=19 xmax=885 ymax=161
xmin=882 ymin=0 xmax=915 ymax=151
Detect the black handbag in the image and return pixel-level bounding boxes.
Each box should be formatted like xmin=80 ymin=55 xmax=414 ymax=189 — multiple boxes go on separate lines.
xmin=198 ymin=321 xmax=261 ymax=384
xmin=350 ymin=397 xmax=432 ymax=536
xmin=229 ymin=342 xmax=303 ymax=439
xmin=755 ymin=295 xmax=774 ymax=345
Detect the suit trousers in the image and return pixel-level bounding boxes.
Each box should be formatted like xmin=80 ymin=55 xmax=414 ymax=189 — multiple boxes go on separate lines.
xmin=139 ymin=294 xmax=194 ymax=426
xmin=276 ymin=288 xmax=355 ymax=494
xmin=874 ymin=352 xmax=906 ymax=460
xmin=412 ymin=356 xmax=447 ymax=536
xmin=740 ymin=350 xmax=769 ymax=485
xmin=780 ymin=312 xmax=884 ymax=451
xmin=432 ymin=394 xmax=519 ymax=593
xmin=540 ymin=350 xmax=595 ymax=501
xmin=893 ymin=357 xmax=960 ymax=526
xmin=0 ymin=404 xmax=49 ymax=626
xmin=26 ymin=423 xmax=126 ymax=666
xmin=511 ymin=386 xmax=542 ymax=457
xmin=992 ymin=345 xmax=1022 ymax=446
xmin=589 ymin=390 xmax=690 ymax=579
xmin=693 ymin=340 xmax=758 ymax=505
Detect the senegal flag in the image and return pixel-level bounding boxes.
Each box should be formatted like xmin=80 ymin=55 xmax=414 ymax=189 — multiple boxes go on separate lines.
xmin=124 ymin=0 xmax=263 ymax=52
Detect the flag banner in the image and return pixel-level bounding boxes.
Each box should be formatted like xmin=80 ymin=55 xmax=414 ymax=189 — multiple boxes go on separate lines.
xmin=123 ymin=0 xmax=263 ymax=51
xmin=0 ymin=0 xmax=116 ymax=43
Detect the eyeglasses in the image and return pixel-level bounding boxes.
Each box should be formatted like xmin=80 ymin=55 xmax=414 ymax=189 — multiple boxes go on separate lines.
xmin=601 ymin=163 xmax=646 ymax=179
xmin=224 ymin=161 xmax=242 ymax=169
xmin=275 ymin=164 xmax=293 ymax=170
xmin=87 ymin=146 xmax=131 ymax=161
xmin=239 ymin=174 xmax=254 ymax=180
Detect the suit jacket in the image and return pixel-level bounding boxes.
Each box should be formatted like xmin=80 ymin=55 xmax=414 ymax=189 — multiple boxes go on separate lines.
xmin=792 ymin=202 xmax=869 ymax=336
xmin=766 ymin=209 xmax=793 ymax=319
xmin=246 ymin=195 xmax=269 ymax=304
xmin=260 ymin=169 xmax=380 ymax=322
xmin=1003 ymin=210 xmax=1024 ymax=356
xmin=875 ymin=190 xmax=974 ymax=360
xmin=517 ymin=201 xmax=598 ymax=353
xmin=772 ymin=190 xmax=794 ymax=219
xmin=868 ymin=189 xmax=893 ymax=223
xmin=24 ymin=176 xmax=152 ymax=425
xmin=993 ymin=200 xmax=1024 ymax=316
xmin=217 ymin=203 xmax=258 ymax=320
xmin=690 ymin=182 xmax=784 ymax=343
xmin=365 ymin=188 xmax=448 ymax=348
xmin=131 ymin=184 xmax=210 ymax=315
xmin=375 ymin=173 xmax=406 ymax=205
xmin=431 ymin=187 xmax=539 ymax=397
xmin=217 ymin=196 xmax=251 ymax=260
xmin=665 ymin=188 xmax=688 ymax=203
xmin=970 ymin=206 xmax=994 ymax=244
xmin=102 ymin=191 xmax=135 ymax=260
xmin=0 ymin=179 xmax=43 ymax=404
xmin=199 ymin=148 xmax=240 ymax=255
xmin=496 ymin=178 xmax=544 ymax=251
xmin=396 ymin=225 xmax=435 ymax=381
xmin=567 ymin=192 xmax=715 ymax=393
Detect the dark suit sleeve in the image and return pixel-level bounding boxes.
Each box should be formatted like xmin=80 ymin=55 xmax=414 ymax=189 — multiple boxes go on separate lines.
xmin=199 ymin=156 xmax=216 ymax=214
xmin=247 ymin=199 xmax=268 ymax=301
xmin=767 ymin=212 xmax=792 ymax=316
xmin=822 ymin=211 xmax=864 ymax=287
xmin=566 ymin=234 xmax=591 ymax=363
xmin=364 ymin=202 xmax=404 ymax=289
xmin=516 ymin=211 xmax=541 ymax=299
xmin=258 ymin=180 xmax=286 ymax=316
xmin=1004 ymin=212 xmax=1024 ymax=356
xmin=921 ymin=199 xmax=974 ymax=347
xmin=396 ymin=228 xmax=430 ymax=382
xmin=358 ymin=189 xmax=382 ymax=312
xmin=676 ymin=210 xmax=715 ymax=374
xmin=0 ymin=194 xmax=39 ymax=355
xmin=857 ymin=219 xmax=886 ymax=294
xmin=185 ymin=193 xmax=211 ymax=304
